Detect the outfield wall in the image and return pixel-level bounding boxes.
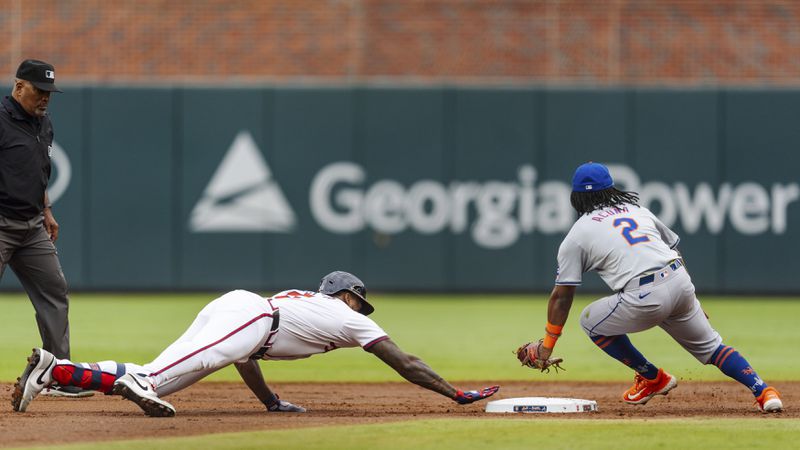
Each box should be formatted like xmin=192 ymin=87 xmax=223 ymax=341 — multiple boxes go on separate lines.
xmin=1 ymin=87 xmax=799 ymax=293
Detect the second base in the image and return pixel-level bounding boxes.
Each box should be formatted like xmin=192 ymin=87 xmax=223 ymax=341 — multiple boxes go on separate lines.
xmin=485 ymin=397 xmax=598 ymax=414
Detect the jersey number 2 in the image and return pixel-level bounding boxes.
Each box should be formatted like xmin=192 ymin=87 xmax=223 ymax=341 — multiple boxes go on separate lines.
xmin=613 ymin=218 xmax=650 ymax=245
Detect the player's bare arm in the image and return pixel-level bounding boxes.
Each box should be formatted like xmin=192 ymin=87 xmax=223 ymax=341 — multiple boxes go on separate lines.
xmin=547 ymin=285 xmax=576 ymax=328
xmin=339 ymin=291 xmax=459 ymax=397
xmin=514 ymin=285 xmax=574 ymax=372
xmin=539 ymin=284 xmax=576 ymax=360
xmin=334 ymin=287 xmax=497 ymax=405
xmin=234 ymin=359 xmax=305 ymax=412
xmin=367 ymin=338 xmax=499 ymax=404
xmin=367 ymin=338 xmax=456 ymax=397
xmin=234 ymin=360 xmax=276 ymax=406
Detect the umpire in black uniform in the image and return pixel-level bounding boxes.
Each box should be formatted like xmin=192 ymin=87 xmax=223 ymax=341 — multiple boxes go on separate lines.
xmin=0 ymin=60 xmax=89 ymax=397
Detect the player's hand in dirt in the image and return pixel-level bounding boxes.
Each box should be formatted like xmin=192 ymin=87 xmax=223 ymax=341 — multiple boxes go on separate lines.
xmin=453 ymin=385 xmax=500 ymax=404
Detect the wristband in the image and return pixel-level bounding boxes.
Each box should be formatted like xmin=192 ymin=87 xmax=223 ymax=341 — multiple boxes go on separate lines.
xmin=543 ymin=322 xmax=563 ymax=349
xmin=545 ymin=322 xmax=563 ymax=336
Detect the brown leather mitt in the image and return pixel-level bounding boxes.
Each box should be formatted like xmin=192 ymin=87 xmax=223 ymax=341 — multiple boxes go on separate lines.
xmin=515 ymin=339 xmax=565 ymax=373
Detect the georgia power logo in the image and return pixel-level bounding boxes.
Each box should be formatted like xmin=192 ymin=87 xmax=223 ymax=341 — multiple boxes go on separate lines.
xmin=189 ymin=131 xmax=296 ymax=232
xmin=190 ymin=130 xmax=800 ymax=249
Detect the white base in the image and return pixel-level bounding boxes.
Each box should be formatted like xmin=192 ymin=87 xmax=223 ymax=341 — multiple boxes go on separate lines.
xmin=485 ymin=397 xmax=598 ymax=414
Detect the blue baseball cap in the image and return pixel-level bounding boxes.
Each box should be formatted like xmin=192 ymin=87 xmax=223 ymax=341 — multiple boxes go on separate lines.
xmin=572 ymin=162 xmax=613 ymax=192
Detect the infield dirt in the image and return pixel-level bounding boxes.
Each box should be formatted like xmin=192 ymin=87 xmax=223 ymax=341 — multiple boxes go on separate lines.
xmin=1 ymin=380 xmax=797 ymax=448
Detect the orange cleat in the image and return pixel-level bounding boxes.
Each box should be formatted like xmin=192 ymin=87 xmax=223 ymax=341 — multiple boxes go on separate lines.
xmin=622 ymin=368 xmax=677 ymax=405
xmin=755 ymin=387 xmax=783 ymax=413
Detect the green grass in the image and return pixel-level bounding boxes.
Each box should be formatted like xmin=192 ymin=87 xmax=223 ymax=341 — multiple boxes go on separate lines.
xmin=1 ymin=292 xmax=799 ymax=382
xmin=17 ymin=418 xmax=800 ymax=450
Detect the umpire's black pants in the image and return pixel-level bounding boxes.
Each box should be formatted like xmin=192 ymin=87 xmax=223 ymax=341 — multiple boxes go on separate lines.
xmin=0 ymin=214 xmax=70 ymax=359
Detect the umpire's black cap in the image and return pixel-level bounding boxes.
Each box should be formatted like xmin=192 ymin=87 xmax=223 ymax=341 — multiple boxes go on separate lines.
xmin=16 ymin=59 xmax=62 ymax=93
xmin=319 ymin=271 xmax=374 ymax=316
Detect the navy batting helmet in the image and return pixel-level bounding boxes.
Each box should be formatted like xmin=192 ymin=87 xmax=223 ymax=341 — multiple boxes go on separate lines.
xmin=319 ymin=271 xmax=374 ymax=316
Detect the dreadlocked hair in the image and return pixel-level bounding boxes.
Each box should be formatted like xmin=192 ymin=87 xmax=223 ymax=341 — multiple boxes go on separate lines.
xmin=570 ymin=187 xmax=640 ymax=215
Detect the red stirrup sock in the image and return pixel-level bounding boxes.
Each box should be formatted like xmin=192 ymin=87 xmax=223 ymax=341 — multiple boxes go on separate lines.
xmin=51 ymin=361 xmax=127 ymax=394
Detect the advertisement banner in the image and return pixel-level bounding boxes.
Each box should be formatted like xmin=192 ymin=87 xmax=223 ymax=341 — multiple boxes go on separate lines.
xmin=1 ymin=87 xmax=797 ymax=293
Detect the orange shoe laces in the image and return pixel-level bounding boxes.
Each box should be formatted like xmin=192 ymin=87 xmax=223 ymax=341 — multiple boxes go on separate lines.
xmin=631 ymin=372 xmax=663 ymax=392
xmin=631 ymin=374 xmax=649 ymax=392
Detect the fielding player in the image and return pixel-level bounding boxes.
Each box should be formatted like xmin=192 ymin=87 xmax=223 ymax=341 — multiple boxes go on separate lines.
xmin=12 ymin=271 xmax=498 ymax=416
xmin=516 ymin=162 xmax=783 ymax=413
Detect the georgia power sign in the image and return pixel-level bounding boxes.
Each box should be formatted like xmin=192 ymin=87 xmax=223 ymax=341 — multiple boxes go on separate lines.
xmin=189 ymin=131 xmax=800 ymax=249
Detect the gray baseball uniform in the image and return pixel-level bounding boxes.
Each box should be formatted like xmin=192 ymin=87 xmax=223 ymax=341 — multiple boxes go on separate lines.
xmin=556 ymin=203 xmax=722 ymax=363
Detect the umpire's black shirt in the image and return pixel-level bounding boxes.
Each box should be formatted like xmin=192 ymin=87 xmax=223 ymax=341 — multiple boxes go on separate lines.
xmin=0 ymin=96 xmax=54 ymax=220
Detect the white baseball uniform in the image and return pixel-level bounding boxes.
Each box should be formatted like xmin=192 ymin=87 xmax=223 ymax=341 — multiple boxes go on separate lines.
xmin=123 ymin=289 xmax=387 ymax=396
xmin=558 ymin=203 xmax=722 ymax=363
xmin=266 ymin=289 xmax=389 ymax=360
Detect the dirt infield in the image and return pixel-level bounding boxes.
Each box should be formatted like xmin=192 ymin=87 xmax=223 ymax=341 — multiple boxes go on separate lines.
xmin=1 ymin=380 xmax=796 ymax=448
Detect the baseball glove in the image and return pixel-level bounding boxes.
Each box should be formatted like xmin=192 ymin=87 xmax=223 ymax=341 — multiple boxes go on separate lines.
xmin=515 ymin=339 xmax=565 ymax=373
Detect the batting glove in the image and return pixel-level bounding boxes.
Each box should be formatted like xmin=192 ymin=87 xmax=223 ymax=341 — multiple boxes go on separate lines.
xmin=453 ymin=385 xmax=500 ymax=404
xmin=265 ymin=394 xmax=306 ymax=413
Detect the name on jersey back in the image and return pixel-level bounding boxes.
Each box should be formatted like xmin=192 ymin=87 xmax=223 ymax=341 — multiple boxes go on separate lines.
xmin=591 ymin=206 xmax=630 ymax=222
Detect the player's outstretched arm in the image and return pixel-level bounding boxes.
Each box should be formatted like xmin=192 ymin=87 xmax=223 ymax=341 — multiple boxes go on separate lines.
xmin=367 ymin=338 xmax=499 ymax=404
xmin=234 ymin=360 xmax=305 ymax=412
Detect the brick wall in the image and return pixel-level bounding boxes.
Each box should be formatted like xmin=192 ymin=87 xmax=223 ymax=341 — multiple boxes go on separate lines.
xmin=2 ymin=0 xmax=799 ymax=85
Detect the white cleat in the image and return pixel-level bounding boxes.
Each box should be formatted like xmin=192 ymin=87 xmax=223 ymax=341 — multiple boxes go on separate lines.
xmin=112 ymin=373 xmax=175 ymax=417
xmin=11 ymin=348 xmax=56 ymax=412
